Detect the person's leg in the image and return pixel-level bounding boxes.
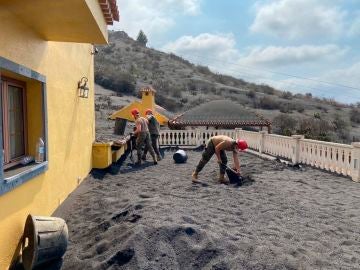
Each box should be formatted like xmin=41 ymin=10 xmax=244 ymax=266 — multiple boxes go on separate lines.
xmin=192 ymin=141 xmax=215 ymax=180
xmin=136 ymin=133 xmax=146 ymax=164
xmin=145 ymin=132 xmax=157 ymax=164
xmin=219 ymin=150 xmax=228 ymax=182
xmin=151 ymin=134 xmax=161 ymax=160
xmin=142 ymin=143 xmax=148 ymax=160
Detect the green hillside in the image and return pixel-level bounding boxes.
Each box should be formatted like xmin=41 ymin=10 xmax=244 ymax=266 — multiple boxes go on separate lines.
xmin=94 ymin=31 xmax=360 ymax=143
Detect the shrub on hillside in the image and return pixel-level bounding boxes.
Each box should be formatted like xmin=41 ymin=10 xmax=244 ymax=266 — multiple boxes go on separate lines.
xmin=350 ymin=108 xmax=360 ymax=123
xmin=101 ymin=43 xmax=115 ymax=54
xmin=279 ymin=103 xmax=294 ymax=113
xmin=95 ymin=71 xmax=136 ymax=95
xmin=296 ymin=104 xmax=305 ymax=113
xmin=170 ymin=87 xmax=183 ymax=98
xmin=169 ymin=53 xmax=192 ymax=67
xmin=246 ymin=90 xmax=256 ymax=99
xmin=259 ymin=96 xmax=280 ymax=110
xmin=333 ymin=114 xmax=351 ymax=142
xmin=153 ymin=79 xmax=171 ymax=93
xmin=281 ymin=91 xmax=293 ymax=100
xmin=297 ymin=117 xmax=334 ymax=142
xmin=261 ymin=85 xmax=275 ymax=95
xmin=196 ymin=65 xmax=212 ymax=75
xmin=156 ymin=94 xmax=181 ymax=111
xmin=273 ymin=114 xmax=297 ymax=136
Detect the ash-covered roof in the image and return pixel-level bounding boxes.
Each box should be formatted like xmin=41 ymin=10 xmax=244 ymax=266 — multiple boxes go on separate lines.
xmin=169 ymin=100 xmax=271 ymax=128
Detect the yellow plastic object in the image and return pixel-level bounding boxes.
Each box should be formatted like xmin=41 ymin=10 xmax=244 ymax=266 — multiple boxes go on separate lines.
xmin=92 ymin=142 xmax=113 ymax=169
xmin=112 ymin=144 xmax=127 ymax=163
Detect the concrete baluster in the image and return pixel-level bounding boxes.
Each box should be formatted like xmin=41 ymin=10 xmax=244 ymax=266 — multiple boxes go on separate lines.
xmin=291 ymin=135 xmax=304 ymax=165
xmin=259 ymin=131 xmax=267 ymax=154
xmin=351 ymin=142 xmax=360 ymax=182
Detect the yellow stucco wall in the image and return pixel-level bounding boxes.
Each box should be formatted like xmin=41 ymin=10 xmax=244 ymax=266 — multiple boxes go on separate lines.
xmin=0 ymin=7 xmax=99 ymax=269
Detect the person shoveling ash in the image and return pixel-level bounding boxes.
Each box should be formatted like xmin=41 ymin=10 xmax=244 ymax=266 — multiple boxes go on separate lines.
xmin=131 ymin=108 xmax=158 ymax=166
xmin=192 ymin=135 xmax=248 ymax=184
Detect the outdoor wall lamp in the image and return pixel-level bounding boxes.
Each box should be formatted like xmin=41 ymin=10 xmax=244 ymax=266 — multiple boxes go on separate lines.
xmin=78 ymin=77 xmax=89 ymax=98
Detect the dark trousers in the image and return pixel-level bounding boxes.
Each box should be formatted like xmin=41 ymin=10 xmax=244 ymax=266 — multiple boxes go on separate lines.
xmin=136 ymin=132 xmax=156 ymax=162
xmin=195 ymin=139 xmax=228 ymax=175
xmin=143 ymin=134 xmax=161 ymax=158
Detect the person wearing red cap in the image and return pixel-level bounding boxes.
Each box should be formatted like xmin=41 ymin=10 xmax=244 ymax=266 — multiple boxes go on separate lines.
xmin=192 ymin=135 xmax=248 ymax=184
xmin=131 ymin=108 xmax=157 ymax=165
xmin=142 ymin=109 xmax=162 ymax=161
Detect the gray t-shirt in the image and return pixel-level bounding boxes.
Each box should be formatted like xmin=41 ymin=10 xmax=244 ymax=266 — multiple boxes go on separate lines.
xmin=147 ymin=115 xmax=160 ymax=135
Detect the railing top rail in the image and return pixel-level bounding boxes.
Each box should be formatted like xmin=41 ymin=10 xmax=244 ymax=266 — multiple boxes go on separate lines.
xmin=301 ymin=139 xmax=353 ymax=149
xmin=266 ymin=134 xmax=294 ymax=139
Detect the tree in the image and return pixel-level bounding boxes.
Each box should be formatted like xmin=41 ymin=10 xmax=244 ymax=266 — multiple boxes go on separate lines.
xmin=350 ymin=108 xmax=360 ymax=123
xmin=136 ymin=30 xmax=148 ymax=46
xmin=273 ymin=114 xmax=297 ymax=136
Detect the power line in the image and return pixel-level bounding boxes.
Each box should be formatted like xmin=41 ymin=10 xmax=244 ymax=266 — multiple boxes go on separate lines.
xmin=184 ymin=54 xmax=359 ymax=101
xmin=178 ymin=52 xmax=360 ymax=92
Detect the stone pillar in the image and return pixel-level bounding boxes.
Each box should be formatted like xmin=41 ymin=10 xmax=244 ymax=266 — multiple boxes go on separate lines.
xmin=259 ymin=130 xmax=267 ymax=154
xmin=351 ymin=142 xmax=360 ymax=182
xmin=291 ymin=135 xmax=304 ymax=165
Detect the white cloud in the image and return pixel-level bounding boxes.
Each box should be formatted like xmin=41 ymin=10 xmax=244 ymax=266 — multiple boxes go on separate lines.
xmin=111 ymin=0 xmax=202 ymax=40
xmin=239 ymin=45 xmax=348 ymax=67
xmin=250 ymin=0 xmax=346 ymax=39
xmin=162 ymin=32 xmax=358 ymax=102
xmin=349 ymin=15 xmax=360 ymax=36
xmin=322 ymin=61 xmax=360 ymax=89
xmin=172 ymin=0 xmax=202 ymax=15
xmin=266 ymin=62 xmax=360 ymax=103
xmin=163 ymin=33 xmax=347 ymax=69
xmin=162 ymin=33 xmax=239 ymax=60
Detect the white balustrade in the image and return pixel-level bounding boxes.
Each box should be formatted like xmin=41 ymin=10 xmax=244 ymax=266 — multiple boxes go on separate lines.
xmin=235 ymin=129 xmax=261 ymax=151
xmin=159 ymin=128 xmax=360 ymax=182
xmin=299 ymin=139 xmax=353 ymax=176
xmin=159 ymin=130 xmax=198 ymax=146
xmin=263 ymin=134 xmax=294 ymax=160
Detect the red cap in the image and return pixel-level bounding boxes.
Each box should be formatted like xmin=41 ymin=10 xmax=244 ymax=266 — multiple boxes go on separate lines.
xmin=236 ymin=139 xmax=248 ymax=151
xmin=145 ymin=109 xmax=153 ymax=115
xmin=131 ymin=108 xmax=140 ymax=116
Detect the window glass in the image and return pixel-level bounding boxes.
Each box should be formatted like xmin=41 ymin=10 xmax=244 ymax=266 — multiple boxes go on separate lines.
xmin=7 ymin=85 xmax=25 ymax=159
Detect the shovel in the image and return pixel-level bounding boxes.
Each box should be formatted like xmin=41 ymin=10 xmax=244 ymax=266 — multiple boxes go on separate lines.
xmin=219 ymin=163 xmax=243 ymax=185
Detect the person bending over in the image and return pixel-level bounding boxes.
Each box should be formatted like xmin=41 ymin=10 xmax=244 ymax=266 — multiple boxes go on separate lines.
xmin=131 ymin=108 xmax=157 ymax=165
xmin=192 ymin=135 xmax=248 ymax=184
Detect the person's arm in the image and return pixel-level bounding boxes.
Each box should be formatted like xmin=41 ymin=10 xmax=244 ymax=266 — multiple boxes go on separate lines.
xmin=215 ymin=141 xmax=226 ymax=163
xmin=232 ymin=150 xmax=240 ymax=174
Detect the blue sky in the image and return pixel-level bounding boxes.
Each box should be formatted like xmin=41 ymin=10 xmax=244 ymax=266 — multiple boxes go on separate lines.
xmin=113 ymin=0 xmax=360 ymax=103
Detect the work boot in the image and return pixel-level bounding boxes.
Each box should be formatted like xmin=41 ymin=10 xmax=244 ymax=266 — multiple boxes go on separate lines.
xmin=192 ymin=171 xmax=199 ymax=182
xmin=135 ymin=160 xmax=142 ymax=166
xmin=219 ymin=174 xmax=228 ymax=184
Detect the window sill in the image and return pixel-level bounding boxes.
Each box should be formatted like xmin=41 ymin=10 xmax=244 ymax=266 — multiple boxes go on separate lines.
xmin=0 ymin=161 xmax=48 ymax=196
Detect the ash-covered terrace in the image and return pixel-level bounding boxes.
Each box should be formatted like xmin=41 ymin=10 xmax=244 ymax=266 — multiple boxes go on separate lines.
xmin=53 ymin=149 xmax=360 ymax=270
